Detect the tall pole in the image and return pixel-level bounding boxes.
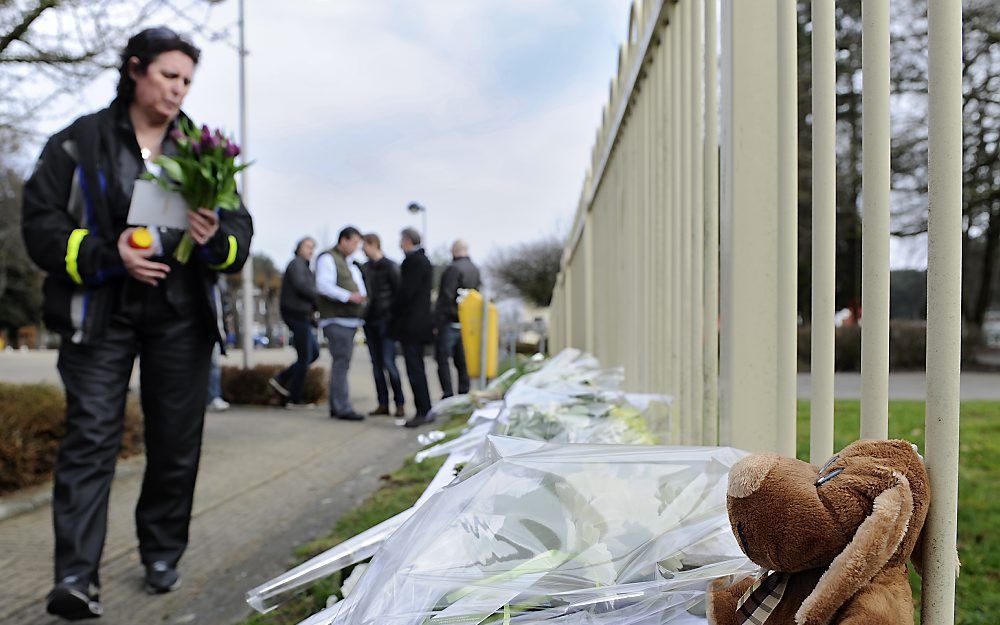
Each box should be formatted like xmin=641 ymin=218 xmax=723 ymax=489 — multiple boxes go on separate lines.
xmin=238 ymin=0 xmax=253 ymax=368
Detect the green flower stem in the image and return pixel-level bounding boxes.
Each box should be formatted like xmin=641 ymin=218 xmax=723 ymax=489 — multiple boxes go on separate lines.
xmin=174 ymin=231 xmax=195 ymax=264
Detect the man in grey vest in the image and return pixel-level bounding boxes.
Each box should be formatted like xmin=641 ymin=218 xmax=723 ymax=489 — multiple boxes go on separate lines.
xmin=315 ymin=226 xmax=368 ymax=420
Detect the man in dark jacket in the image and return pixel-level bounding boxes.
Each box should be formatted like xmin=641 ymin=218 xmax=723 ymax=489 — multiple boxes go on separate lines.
xmin=270 ymin=237 xmax=319 ymax=407
xmin=390 ymin=228 xmax=434 ymax=426
xmin=361 ymin=233 xmax=406 ymax=417
xmin=434 ymin=239 xmax=481 ymax=398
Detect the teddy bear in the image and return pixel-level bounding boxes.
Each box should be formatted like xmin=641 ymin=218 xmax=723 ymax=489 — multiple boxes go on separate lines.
xmin=705 ymin=438 xmax=930 ymax=625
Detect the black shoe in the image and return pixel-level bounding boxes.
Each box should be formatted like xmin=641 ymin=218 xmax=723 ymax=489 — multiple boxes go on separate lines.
xmin=368 ymin=405 xmax=390 ymax=416
xmin=144 ymin=561 xmax=181 ymax=594
xmin=394 ymin=405 xmax=406 ymax=418
xmin=404 ymin=413 xmax=435 ymax=428
xmin=46 ymin=578 xmax=102 ymax=620
xmin=331 ymin=411 xmax=365 ymax=421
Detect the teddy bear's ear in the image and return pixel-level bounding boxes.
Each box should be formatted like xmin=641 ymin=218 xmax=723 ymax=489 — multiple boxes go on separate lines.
xmin=794 ymin=471 xmax=914 ymax=625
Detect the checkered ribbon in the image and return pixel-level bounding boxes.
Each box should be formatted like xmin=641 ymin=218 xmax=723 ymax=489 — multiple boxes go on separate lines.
xmin=735 ymin=569 xmax=789 ymax=625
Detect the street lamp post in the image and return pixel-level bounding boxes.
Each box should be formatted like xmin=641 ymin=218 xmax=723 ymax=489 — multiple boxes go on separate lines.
xmin=407 ymin=201 xmax=427 ymax=247
xmin=237 ymin=0 xmax=253 ymax=368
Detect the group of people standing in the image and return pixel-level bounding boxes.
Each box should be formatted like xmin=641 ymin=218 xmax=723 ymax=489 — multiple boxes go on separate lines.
xmin=270 ymin=226 xmax=481 ymax=428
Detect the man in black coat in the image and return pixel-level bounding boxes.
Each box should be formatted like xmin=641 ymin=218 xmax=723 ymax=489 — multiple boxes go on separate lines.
xmin=361 ymin=233 xmax=406 ymax=417
xmin=271 ymin=237 xmax=320 ymax=407
xmin=434 ymin=239 xmax=481 ymax=398
xmin=390 ymin=227 xmax=434 ymax=426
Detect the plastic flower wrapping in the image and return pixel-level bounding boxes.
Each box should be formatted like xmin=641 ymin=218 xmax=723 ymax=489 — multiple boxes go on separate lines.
xmin=246 ymin=449 xmax=476 ymax=612
xmin=482 ymin=349 xmax=670 ymax=446
xmin=305 ymin=437 xmax=754 ymax=625
xmin=246 ymin=350 xmax=739 ymax=625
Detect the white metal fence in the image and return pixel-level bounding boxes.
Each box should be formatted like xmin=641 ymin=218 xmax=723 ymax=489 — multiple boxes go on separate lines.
xmin=548 ymin=1 xmax=962 ymax=622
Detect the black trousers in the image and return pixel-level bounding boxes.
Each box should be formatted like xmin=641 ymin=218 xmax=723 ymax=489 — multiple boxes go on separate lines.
xmin=276 ymin=309 xmax=319 ymax=404
xmin=364 ymin=318 xmax=405 ymax=408
xmin=53 ymin=282 xmax=213 ymax=587
xmin=401 ymin=342 xmax=432 ymax=416
xmin=435 ymin=325 xmax=470 ymax=398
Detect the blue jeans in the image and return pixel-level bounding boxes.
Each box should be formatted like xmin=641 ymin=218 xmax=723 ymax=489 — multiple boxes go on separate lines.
xmin=435 ymin=324 xmax=469 ymax=398
xmin=277 ymin=310 xmax=319 ymax=404
xmin=365 ymin=318 xmax=404 ymax=407
xmin=207 ymin=343 xmax=222 ymax=402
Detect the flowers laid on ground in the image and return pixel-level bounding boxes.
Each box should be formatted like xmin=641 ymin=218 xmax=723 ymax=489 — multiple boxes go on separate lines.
xmin=143 ymin=119 xmax=250 ymax=262
xmin=247 ymin=350 xmax=743 ymax=625
xmin=315 ymin=439 xmax=753 ymax=625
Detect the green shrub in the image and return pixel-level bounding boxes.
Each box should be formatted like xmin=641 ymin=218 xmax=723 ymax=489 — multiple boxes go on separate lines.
xmin=797 ymin=321 xmax=928 ymax=372
xmin=0 ymin=383 xmax=143 ymax=495
xmin=889 ymin=320 xmax=927 ymax=371
xmin=221 ymin=365 xmax=327 ymax=406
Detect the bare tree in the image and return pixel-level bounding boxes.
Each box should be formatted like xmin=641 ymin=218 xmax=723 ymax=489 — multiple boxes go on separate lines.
xmin=1 ymin=0 xmax=232 ymax=144
xmin=487 ymin=236 xmax=563 ymax=308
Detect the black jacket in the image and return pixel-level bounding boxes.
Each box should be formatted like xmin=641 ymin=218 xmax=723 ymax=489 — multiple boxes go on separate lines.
xmin=279 ymin=255 xmax=316 ymax=316
xmin=362 ymin=256 xmax=400 ymax=322
xmin=21 ymin=100 xmax=253 ymax=347
xmin=390 ymin=248 xmax=433 ymax=344
xmin=435 ymin=256 xmax=481 ymax=327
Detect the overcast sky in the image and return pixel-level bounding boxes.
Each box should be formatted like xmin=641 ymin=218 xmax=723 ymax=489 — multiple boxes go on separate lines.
xmin=29 ymin=0 xmax=926 ymax=272
xmin=34 ymin=0 xmax=632 ymax=269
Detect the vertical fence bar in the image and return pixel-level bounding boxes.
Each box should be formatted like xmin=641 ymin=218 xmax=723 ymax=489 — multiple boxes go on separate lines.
xmin=659 ymin=17 xmax=674 ymax=421
xmin=720 ymin=0 xmax=781 ymax=452
xmin=922 ymin=1 xmax=963 ymax=622
xmin=656 ymin=22 xmax=668 ymax=403
xmin=670 ymin=5 xmax=683 ymax=444
xmin=810 ymin=0 xmax=836 ymax=464
xmin=584 ymin=212 xmax=595 ymax=353
xmin=691 ymin=0 xmax=706 ymax=444
xmin=703 ymin=0 xmax=720 ymax=445
xmin=649 ymin=23 xmax=657 ymax=394
xmin=777 ymin=0 xmax=798 ymax=458
xmin=860 ymin=0 xmax=890 ymax=440
xmin=681 ymin=0 xmax=694 ymax=443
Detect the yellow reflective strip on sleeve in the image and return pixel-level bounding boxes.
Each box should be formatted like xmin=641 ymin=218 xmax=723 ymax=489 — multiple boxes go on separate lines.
xmin=65 ymin=229 xmax=88 ymax=285
xmin=208 ymin=235 xmax=238 ymax=270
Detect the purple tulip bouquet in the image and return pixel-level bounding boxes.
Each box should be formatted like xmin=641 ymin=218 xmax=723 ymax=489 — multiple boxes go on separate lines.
xmin=144 ymin=118 xmax=250 ymax=263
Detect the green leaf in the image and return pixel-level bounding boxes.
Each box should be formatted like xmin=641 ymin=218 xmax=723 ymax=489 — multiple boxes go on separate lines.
xmin=216 ymin=192 xmax=240 ymax=210
xmin=155 ymin=156 xmax=186 ymax=185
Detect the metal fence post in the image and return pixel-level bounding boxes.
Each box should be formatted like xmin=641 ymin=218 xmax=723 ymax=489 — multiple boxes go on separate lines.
xmin=719 ymin=0 xmax=781 ymax=452
xmin=922 ymin=1 xmax=963 ymax=622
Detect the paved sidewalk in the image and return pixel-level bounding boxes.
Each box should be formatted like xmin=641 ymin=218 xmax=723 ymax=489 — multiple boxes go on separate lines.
xmin=0 ymin=347 xmax=442 ymax=625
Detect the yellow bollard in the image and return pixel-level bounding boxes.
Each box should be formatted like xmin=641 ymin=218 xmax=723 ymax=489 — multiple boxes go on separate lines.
xmin=458 ymin=289 xmax=499 ymax=379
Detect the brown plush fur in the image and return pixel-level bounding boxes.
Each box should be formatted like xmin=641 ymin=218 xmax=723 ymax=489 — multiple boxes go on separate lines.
xmin=706 ymin=439 xmax=929 ymax=625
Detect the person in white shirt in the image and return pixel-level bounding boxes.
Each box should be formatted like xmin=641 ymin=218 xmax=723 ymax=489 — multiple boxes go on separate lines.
xmin=314 ymin=226 xmax=368 ymax=420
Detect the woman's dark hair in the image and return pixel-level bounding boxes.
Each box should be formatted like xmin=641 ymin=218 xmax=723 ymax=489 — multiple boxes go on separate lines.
xmin=117 ymin=27 xmax=201 ymax=103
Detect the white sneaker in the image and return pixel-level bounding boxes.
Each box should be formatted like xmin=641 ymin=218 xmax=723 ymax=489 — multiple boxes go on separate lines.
xmin=208 ymin=397 xmax=230 ymax=412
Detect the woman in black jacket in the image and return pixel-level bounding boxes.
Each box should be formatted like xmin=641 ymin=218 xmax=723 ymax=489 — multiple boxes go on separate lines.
xmin=21 ymin=28 xmax=253 ymax=620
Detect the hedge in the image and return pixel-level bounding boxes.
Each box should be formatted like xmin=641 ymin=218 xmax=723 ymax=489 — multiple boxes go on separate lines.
xmin=220 ymin=365 xmax=327 ymax=406
xmin=0 ymin=383 xmax=143 ymax=495
xmin=797 ymin=320 xmax=927 ymax=371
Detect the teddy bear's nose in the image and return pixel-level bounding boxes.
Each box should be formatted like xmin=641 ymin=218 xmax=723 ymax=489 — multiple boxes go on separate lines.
xmin=728 ymin=453 xmax=780 ymax=498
